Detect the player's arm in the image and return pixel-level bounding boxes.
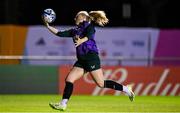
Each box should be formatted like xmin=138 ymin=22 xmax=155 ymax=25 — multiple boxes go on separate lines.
xmin=43 ymin=20 xmax=73 ymax=37
xmin=45 ymin=22 xmax=58 ymax=34
xmin=74 ymin=36 xmax=88 ymax=47
xmin=75 ymin=24 xmax=95 ymax=47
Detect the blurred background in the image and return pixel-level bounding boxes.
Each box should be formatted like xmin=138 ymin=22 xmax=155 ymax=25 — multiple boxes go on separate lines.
xmin=0 ymin=0 xmax=179 ymax=96
xmin=0 ymin=0 xmax=180 ymax=27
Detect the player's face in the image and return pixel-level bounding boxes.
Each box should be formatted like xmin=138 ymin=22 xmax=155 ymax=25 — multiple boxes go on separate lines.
xmin=75 ymin=14 xmax=86 ymax=25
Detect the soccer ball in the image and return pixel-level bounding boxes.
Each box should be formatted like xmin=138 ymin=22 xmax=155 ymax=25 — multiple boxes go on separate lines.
xmin=43 ymin=8 xmax=56 ymax=23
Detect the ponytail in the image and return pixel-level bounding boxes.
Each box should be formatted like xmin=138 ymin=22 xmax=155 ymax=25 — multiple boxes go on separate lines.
xmin=89 ymin=11 xmax=109 ymax=26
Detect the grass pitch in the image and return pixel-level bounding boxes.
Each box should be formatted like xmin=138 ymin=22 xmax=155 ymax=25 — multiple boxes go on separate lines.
xmin=0 ymin=95 xmax=179 ymax=113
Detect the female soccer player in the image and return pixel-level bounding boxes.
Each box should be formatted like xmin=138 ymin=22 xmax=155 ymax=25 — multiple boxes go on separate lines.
xmin=43 ymin=10 xmax=135 ymax=111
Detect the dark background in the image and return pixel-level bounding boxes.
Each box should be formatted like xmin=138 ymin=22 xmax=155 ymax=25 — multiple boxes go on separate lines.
xmin=0 ymin=0 xmax=179 ymax=28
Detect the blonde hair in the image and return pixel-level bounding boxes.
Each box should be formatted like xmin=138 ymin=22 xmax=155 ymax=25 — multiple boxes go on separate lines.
xmin=89 ymin=11 xmax=109 ymax=26
xmin=76 ymin=10 xmax=109 ymax=26
xmin=75 ymin=11 xmax=89 ymax=18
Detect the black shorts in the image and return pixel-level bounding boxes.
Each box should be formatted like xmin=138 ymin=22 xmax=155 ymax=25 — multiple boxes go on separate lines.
xmin=74 ymin=52 xmax=101 ymax=72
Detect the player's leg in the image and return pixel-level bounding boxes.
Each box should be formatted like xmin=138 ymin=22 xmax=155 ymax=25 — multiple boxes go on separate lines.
xmin=90 ymin=68 xmax=135 ymax=101
xmin=49 ymin=66 xmax=84 ymax=111
xmin=62 ymin=66 xmax=84 ymax=101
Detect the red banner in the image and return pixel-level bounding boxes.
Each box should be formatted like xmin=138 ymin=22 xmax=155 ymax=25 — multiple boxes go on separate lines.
xmin=59 ymin=66 xmax=180 ymax=96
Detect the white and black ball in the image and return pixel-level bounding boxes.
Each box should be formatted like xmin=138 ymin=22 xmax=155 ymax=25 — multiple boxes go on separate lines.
xmin=43 ymin=8 xmax=56 ymax=23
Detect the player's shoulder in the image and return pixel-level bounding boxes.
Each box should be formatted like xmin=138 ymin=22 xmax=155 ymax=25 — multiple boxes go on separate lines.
xmin=87 ymin=22 xmax=95 ymax=29
xmin=85 ymin=22 xmax=96 ymax=34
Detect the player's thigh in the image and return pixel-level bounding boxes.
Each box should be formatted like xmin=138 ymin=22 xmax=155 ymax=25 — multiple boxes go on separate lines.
xmin=90 ymin=68 xmax=104 ymax=88
xmin=66 ymin=66 xmax=84 ymax=83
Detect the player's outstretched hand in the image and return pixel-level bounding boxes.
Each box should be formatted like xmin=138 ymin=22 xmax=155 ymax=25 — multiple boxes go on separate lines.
xmin=42 ymin=16 xmax=49 ymax=27
xmin=42 ymin=16 xmax=59 ymax=34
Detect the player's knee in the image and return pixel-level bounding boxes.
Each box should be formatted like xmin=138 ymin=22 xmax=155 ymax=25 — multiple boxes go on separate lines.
xmin=97 ymin=82 xmax=104 ymax=88
xmin=65 ymin=77 xmax=75 ymax=83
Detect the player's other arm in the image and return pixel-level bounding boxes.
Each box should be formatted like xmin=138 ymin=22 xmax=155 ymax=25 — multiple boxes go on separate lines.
xmin=75 ymin=25 xmax=95 ymax=47
xmin=74 ymin=36 xmax=88 ymax=47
